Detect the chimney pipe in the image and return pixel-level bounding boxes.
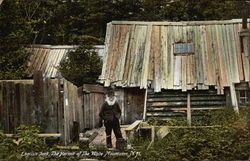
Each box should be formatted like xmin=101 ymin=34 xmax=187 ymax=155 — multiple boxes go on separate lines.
xmin=242 ymin=7 xmax=248 ymax=29
xmin=242 ymin=1 xmax=250 ymax=29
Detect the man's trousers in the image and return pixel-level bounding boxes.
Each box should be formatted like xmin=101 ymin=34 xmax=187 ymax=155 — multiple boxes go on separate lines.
xmin=104 ymin=118 xmax=123 ymax=148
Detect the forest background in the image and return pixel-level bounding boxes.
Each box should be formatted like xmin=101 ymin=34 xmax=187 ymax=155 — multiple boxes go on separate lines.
xmin=0 ymin=0 xmax=246 ymax=85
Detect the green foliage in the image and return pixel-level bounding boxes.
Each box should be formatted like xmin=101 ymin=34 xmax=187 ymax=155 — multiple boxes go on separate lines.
xmin=148 ymin=117 xmax=188 ymax=126
xmin=59 ymin=45 xmax=102 ymax=86
xmin=111 ymin=0 xmax=241 ymax=21
xmin=0 ymin=46 xmax=30 ymax=80
xmin=0 ymin=0 xmax=57 ymax=79
xmin=0 ymin=108 xmax=249 ymax=161
xmin=13 ymin=125 xmax=47 ymax=152
xmin=0 ymin=125 xmax=48 ymax=160
xmin=132 ymin=107 xmax=250 ymax=161
xmin=0 ymin=0 xmax=245 ymax=79
xmin=0 ymin=130 xmax=15 ymax=159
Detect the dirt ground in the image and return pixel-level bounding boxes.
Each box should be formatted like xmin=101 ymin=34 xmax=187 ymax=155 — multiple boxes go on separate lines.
xmin=89 ymin=125 xmax=129 ymax=148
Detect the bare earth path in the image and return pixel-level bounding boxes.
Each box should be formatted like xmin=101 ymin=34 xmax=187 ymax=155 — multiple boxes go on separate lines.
xmin=89 ymin=125 xmax=128 ymax=148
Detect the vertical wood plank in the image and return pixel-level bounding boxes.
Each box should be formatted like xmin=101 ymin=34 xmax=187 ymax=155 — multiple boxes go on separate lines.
xmin=123 ymin=25 xmax=136 ymax=86
xmin=130 ymin=26 xmax=147 ymax=86
xmin=63 ymin=80 xmax=69 ymax=145
xmin=14 ymin=83 xmax=21 ymax=131
xmin=0 ymin=82 xmax=3 ymax=129
xmin=151 ymin=26 xmax=162 ymax=92
xmin=33 ymin=71 xmax=45 ymax=129
xmin=143 ymin=89 xmax=147 ymax=121
xmin=181 ymin=56 xmax=187 ymax=91
xmin=58 ymin=78 xmax=64 ymax=137
xmin=19 ymin=83 xmax=26 ymax=125
xmin=187 ymin=93 xmax=191 ymax=126
xmin=234 ymin=24 xmax=244 ymax=81
xmin=8 ymin=82 xmax=15 ymax=133
xmin=3 ymin=82 xmax=10 ymax=132
xmin=160 ymin=26 xmax=168 ymax=89
xmin=77 ymin=87 xmax=84 ymax=131
xmin=230 ymin=83 xmax=239 ymax=113
xmin=141 ymin=24 xmax=152 ymax=88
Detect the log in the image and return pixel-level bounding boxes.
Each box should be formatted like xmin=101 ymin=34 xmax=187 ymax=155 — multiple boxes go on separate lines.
xmin=5 ymin=133 xmax=61 ymax=137
xmin=125 ymin=120 xmax=142 ymax=132
xmin=147 ymin=107 xmax=223 ymax=112
xmin=146 ymin=112 xmax=186 ymax=117
xmin=140 ymin=125 xmax=222 ymax=129
xmin=111 ymin=20 xmax=245 ymax=26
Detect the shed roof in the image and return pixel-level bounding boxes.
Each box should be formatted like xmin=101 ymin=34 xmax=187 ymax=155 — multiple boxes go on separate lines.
xmin=27 ymin=45 xmax=104 ymax=78
xmin=99 ymin=19 xmax=250 ymax=93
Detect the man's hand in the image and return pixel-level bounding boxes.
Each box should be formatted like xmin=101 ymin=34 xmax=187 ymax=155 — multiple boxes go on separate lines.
xmin=99 ymin=119 xmax=103 ymax=127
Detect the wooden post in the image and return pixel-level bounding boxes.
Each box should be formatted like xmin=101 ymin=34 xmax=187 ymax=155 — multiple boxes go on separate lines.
xmin=33 ymin=71 xmax=45 ymax=129
xmin=147 ymin=126 xmax=155 ymax=150
xmin=57 ymin=77 xmax=64 ymax=143
xmin=187 ymin=93 xmax=191 ymax=126
xmin=230 ymin=83 xmax=239 ymax=114
xmin=235 ymin=5 xmax=249 ymax=112
xmin=241 ymin=4 xmax=249 ymax=29
xmin=240 ymin=4 xmax=250 ymax=85
xmin=143 ymin=88 xmax=148 ymax=121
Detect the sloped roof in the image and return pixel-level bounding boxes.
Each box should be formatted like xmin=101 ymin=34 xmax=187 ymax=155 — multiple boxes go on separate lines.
xmin=27 ymin=45 xmax=104 ymax=78
xmin=99 ymin=19 xmax=250 ymax=93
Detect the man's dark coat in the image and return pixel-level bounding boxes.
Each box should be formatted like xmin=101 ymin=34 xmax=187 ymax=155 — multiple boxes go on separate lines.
xmin=99 ymin=101 xmax=121 ymax=121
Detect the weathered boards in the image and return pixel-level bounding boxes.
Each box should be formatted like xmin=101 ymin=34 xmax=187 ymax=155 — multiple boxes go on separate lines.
xmin=0 ymin=72 xmax=83 ymax=145
xmin=99 ymin=20 xmax=250 ymax=93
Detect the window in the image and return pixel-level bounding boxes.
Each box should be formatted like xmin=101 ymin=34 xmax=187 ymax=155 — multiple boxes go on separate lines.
xmin=174 ymin=43 xmax=194 ymax=56
xmin=238 ymin=90 xmax=249 ymax=105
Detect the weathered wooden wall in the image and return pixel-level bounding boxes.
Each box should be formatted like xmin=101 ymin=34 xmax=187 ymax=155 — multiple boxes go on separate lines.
xmin=0 ymin=73 xmax=62 ymax=134
xmin=146 ymin=89 xmax=226 ymax=120
xmin=79 ymin=86 xmax=145 ymax=127
xmin=100 ymin=20 xmax=250 ymax=94
xmin=0 ymin=76 xmax=146 ymax=143
xmin=81 ymin=84 xmax=107 ymax=130
xmin=0 ymin=72 xmax=84 ymax=145
xmin=62 ymin=80 xmax=85 ymax=144
xmin=123 ymin=88 xmax=145 ymax=124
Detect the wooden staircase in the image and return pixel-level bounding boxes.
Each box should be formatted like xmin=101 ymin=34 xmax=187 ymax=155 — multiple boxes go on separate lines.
xmin=146 ymin=89 xmax=226 ymax=120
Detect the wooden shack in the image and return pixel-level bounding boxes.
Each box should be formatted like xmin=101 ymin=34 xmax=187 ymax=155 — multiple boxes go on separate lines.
xmin=99 ymin=19 xmax=250 ymax=122
xmin=26 ymin=45 xmax=104 ymax=78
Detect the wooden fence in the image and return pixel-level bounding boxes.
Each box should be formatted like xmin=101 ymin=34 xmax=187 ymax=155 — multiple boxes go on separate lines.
xmin=0 ymin=72 xmax=83 ymax=145
xmin=0 ymin=73 xmax=145 ymax=144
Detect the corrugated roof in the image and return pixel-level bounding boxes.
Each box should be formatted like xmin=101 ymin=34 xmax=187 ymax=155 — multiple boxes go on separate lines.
xmin=27 ymin=45 xmax=104 ymax=78
xmin=99 ymin=19 xmax=250 ymax=94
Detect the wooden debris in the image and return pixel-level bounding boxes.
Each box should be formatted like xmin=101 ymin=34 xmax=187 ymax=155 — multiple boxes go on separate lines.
xmin=156 ymin=126 xmax=169 ymax=139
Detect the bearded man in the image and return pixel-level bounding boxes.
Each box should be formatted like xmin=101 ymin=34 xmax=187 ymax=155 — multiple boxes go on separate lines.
xmin=99 ymin=90 xmax=123 ymax=148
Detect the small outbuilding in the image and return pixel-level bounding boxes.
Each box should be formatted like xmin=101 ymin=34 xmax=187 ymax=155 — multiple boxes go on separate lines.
xmin=27 ymin=45 xmax=104 ymax=78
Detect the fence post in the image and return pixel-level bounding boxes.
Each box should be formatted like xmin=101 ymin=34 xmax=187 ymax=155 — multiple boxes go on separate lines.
xmin=187 ymin=93 xmax=191 ymax=126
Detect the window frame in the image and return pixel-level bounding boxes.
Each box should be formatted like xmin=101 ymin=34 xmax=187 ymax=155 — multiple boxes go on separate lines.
xmin=238 ymin=90 xmax=249 ymax=105
xmin=173 ymin=42 xmax=195 ymax=56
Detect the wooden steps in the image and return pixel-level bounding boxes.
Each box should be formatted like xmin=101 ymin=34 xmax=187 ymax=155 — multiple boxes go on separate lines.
xmin=146 ymin=89 xmax=226 ymax=120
